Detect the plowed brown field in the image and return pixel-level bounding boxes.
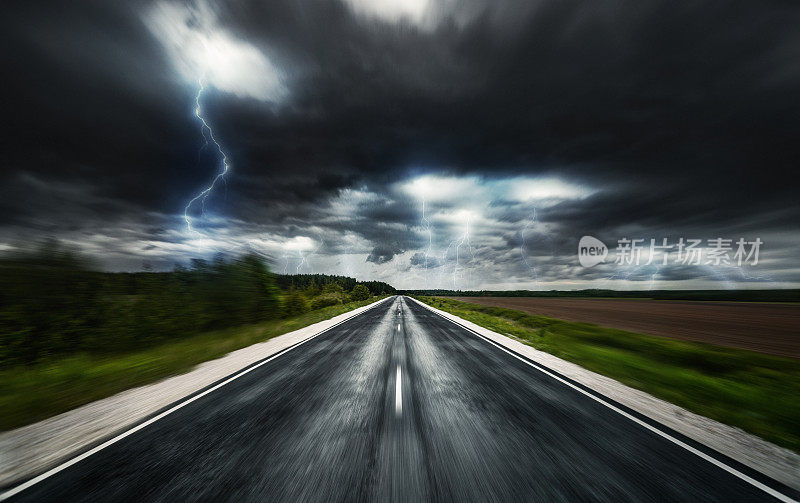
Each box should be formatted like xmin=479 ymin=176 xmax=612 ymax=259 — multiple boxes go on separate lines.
xmin=446 ymin=297 xmax=800 ymax=358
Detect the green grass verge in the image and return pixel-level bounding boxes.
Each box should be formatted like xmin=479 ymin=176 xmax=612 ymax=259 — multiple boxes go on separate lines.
xmin=416 ymin=296 xmax=800 ymax=452
xmin=0 ymin=297 xmax=387 ymax=431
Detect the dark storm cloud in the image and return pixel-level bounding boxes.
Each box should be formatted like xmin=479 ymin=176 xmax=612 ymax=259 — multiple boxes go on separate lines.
xmin=2 ymin=0 xmax=799 ymax=286
xmin=366 ymin=245 xmax=398 ymax=264
xmin=410 ymin=252 xmax=445 ymax=269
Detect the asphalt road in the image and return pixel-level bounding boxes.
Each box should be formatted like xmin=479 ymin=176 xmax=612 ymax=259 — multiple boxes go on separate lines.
xmin=6 ymin=296 xmax=796 ymax=502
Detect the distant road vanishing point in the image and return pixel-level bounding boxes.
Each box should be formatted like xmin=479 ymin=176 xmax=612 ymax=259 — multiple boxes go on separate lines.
xmin=4 ymin=297 xmax=797 ymax=502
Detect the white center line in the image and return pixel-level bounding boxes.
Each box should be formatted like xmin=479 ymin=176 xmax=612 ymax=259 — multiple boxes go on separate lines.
xmin=397 ymin=323 xmax=401 ymax=331
xmin=395 ymin=365 xmax=403 ymax=416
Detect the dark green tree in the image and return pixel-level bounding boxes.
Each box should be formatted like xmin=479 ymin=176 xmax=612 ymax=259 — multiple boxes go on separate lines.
xmin=350 ymin=284 xmax=371 ymax=302
xmin=282 ymin=289 xmax=310 ymax=317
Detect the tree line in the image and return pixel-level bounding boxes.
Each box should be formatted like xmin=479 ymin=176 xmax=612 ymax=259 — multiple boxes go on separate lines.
xmin=400 ymin=289 xmax=799 ymax=302
xmin=275 ymin=274 xmax=395 ymax=295
xmin=0 ymin=241 xmax=394 ymax=367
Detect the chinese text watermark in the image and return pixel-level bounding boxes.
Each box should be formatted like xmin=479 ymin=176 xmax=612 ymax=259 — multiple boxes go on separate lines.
xmin=578 ymin=236 xmax=762 ymax=268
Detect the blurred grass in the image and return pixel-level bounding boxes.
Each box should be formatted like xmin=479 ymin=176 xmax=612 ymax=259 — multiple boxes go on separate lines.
xmin=417 ymin=296 xmax=800 ymax=452
xmin=0 ymin=297 xmax=385 ymax=431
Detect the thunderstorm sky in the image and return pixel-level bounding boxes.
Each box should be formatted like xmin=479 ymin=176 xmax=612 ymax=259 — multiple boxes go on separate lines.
xmin=2 ymin=0 xmax=799 ymax=290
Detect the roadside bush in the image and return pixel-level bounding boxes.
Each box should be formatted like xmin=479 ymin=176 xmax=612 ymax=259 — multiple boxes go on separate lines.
xmin=310 ymin=295 xmax=341 ymax=310
xmin=350 ymin=284 xmax=371 ymax=302
xmin=282 ymin=289 xmax=310 ymax=317
xmin=322 ymin=282 xmax=344 ymax=294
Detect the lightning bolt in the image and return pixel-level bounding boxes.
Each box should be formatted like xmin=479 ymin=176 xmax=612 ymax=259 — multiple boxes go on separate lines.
xmin=280 ymin=248 xmax=309 ymax=274
xmin=285 ymin=238 xmax=323 ymax=275
xmin=295 ymin=250 xmax=307 ymax=273
xmin=450 ymin=216 xmax=475 ymax=290
xmin=646 ymin=243 xmax=662 ymax=290
xmin=519 ymin=208 xmax=540 ymax=289
xmin=282 ymin=249 xmax=290 ymax=274
xmin=421 ymin=199 xmax=433 ymax=288
xmin=341 ymin=241 xmax=354 ymax=277
xmin=648 ymin=264 xmax=661 ymax=290
xmin=705 ymin=263 xmax=774 ymax=287
xmin=184 ymin=79 xmax=231 ymax=233
xmin=732 ymin=266 xmax=773 ymax=282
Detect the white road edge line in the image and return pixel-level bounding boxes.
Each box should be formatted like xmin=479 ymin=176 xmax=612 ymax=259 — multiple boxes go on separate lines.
xmin=408 ymin=296 xmax=797 ymax=503
xmin=395 ymin=365 xmax=403 ymax=417
xmin=0 ymin=297 xmax=394 ymax=502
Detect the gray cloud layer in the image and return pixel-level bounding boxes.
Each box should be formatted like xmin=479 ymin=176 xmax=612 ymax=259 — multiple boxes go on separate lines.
xmin=2 ymin=0 xmax=799 ymax=289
